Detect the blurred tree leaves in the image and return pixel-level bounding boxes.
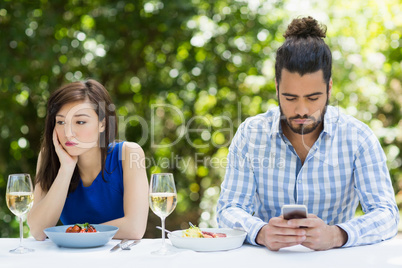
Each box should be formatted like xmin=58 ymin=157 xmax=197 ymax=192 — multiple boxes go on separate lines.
xmin=0 ymin=0 xmax=401 ymax=238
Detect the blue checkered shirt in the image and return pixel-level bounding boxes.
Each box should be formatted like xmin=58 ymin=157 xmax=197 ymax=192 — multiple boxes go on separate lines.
xmin=216 ymin=106 xmax=399 ymax=247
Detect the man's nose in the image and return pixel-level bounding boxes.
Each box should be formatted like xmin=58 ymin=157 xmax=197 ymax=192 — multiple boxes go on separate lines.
xmin=295 ymin=101 xmax=309 ymax=117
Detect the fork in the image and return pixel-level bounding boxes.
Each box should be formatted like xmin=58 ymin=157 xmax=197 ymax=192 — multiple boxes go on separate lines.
xmin=156 ymin=226 xmax=172 ymax=234
xmin=121 ymin=240 xmax=141 ymax=250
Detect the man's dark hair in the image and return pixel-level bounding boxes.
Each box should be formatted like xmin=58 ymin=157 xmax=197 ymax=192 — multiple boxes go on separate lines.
xmin=275 ymin=16 xmax=332 ymax=92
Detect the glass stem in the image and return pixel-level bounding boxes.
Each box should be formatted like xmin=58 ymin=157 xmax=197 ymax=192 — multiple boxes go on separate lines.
xmin=19 ymin=216 xmax=23 ymax=247
xmin=161 ymin=217 xmax=166 ymax=248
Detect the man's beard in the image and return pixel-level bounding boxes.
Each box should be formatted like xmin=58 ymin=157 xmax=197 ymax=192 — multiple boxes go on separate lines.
xmin=279 ymin=99 xmax=328 ymax=135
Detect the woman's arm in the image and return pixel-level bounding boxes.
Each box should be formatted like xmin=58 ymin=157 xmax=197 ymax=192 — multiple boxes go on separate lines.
xmin=27 ymin=155 xmax=76 ymax=240
xmin=102 ymin=142 xmax=149 ymax=240
xmin=27 ymin=131 xmax=77 ymax=241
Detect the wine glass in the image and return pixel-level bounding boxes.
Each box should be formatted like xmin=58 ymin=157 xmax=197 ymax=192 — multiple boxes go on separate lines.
xmin=6 ymin=174 xmax=34 ymax=254
xmin=149 ymin=173 xmax=177 ymax=255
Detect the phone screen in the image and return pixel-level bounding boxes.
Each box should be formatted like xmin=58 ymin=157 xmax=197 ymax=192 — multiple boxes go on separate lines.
xmin=282 ymin=205 xmax=307 ymax=220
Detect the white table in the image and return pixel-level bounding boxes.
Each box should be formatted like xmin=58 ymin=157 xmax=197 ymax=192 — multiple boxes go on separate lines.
xmin=1 ymin=237 xmax=402 ymax=268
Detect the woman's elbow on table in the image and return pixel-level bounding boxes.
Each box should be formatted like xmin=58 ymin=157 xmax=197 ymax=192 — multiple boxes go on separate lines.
xmin=113 ymin=221 xmax=147 ymax=240
xmin=27 ymin=216 xmax=47 ymax=241
xmin=28 ymin=224 xmax=47 ymax=241
xmin=126 ymin=222 xmax=147 ymax=240
xmin=129 ymin=230 xmax=146 ymax=240
xmin=114 ymin=229 xmax=145 ymax=240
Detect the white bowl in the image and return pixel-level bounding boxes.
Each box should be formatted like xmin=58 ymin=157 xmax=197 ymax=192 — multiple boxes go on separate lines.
xmin=168 ymin=228 xmax=247 ymax=252
xmin=44 ymin=224 xmax=118 ymax=248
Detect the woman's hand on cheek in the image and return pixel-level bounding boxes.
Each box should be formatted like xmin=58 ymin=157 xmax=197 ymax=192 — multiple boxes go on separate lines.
xmin=53 ymin=130 xmax=78 ymax=170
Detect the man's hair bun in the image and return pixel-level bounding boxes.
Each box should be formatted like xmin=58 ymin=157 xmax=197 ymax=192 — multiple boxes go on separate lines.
xmin=284 ymin=16 xmax=326 ymax=39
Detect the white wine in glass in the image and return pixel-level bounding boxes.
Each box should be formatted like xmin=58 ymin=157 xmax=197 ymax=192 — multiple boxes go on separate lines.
xmin=149 ymin=173 xmax=177 ymax=255
xmin=6 ymin=174 xmax=34 ymax=254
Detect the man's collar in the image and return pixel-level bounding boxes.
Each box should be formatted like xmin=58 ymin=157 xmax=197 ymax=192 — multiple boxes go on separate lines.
xmin=270 ymin=107 xmax=281 ymax=137
xmin=322 ymin=105 xmax=339 ymax=137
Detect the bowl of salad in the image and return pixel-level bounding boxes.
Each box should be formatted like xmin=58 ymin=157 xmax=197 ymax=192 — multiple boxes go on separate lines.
xmin=168 ymin=225 xmax=247 ymax=252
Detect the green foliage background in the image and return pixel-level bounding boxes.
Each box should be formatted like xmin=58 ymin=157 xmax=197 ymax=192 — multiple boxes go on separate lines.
xmin=0 ymin=0 xmax=401 ymax=238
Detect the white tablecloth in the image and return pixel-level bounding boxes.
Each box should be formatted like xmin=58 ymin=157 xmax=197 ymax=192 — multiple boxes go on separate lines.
xmin=1 ymin=237 xmax=402 ymax=268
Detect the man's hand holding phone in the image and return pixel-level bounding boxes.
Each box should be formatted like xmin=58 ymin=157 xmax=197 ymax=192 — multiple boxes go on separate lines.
xmin=256 ymin=204 xmax=347 ymax=251
xmin=287 ymin=214 xmax=348 ymax=251
xmin=255 ymin=205 xmax=308 ymax=251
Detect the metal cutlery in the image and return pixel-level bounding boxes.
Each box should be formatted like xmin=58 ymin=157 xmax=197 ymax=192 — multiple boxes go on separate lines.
xmin=156 ymin=226 xmax=172 ymax=234
xmin=156 ymin=222 xmax=196 ymax=234
xmin=110 ymin=239 xmax=129 ymax=252
xmin=156 ymin=226 xmax=183 ymax=238
xmin=121 ymin=240 xmax=141 ymax=250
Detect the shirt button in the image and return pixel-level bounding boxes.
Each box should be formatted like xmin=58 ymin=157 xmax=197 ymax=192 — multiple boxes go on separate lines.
xmin=298 ymin=180 xmax=302 ymax=184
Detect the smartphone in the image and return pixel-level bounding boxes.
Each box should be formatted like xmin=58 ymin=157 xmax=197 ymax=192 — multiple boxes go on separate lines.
xmin=282 ymin=204 xmax=308 ymax=220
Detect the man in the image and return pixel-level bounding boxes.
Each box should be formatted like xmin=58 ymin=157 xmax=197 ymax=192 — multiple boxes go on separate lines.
xmin=216 ymin=16 xmax=399 ymax=251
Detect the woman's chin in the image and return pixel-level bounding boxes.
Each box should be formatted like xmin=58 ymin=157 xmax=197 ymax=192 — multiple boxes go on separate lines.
xmin=64 ymin=144 xmax=99 ymax=156
xmin=62 ymin=147 xmax=81 ymax=156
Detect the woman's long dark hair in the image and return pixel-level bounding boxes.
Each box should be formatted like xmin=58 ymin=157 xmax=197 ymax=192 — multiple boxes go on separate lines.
xmin=36 ymin=79 xmax=117 ymax=194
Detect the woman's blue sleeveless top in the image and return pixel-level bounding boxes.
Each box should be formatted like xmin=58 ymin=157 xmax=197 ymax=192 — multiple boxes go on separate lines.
xmin=60 ymin=142 xmax=125 ymax=224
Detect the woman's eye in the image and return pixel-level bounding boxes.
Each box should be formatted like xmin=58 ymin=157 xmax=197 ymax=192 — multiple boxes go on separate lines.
xmin=56 ymin=121 xmax=65 ymax=125
xmin=77 ymin=121 xmax=86 ymax=125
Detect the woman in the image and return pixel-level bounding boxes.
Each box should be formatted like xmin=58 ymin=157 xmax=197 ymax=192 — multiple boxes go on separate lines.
xmin=27 ymin=79 xmax=149 ymax=241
